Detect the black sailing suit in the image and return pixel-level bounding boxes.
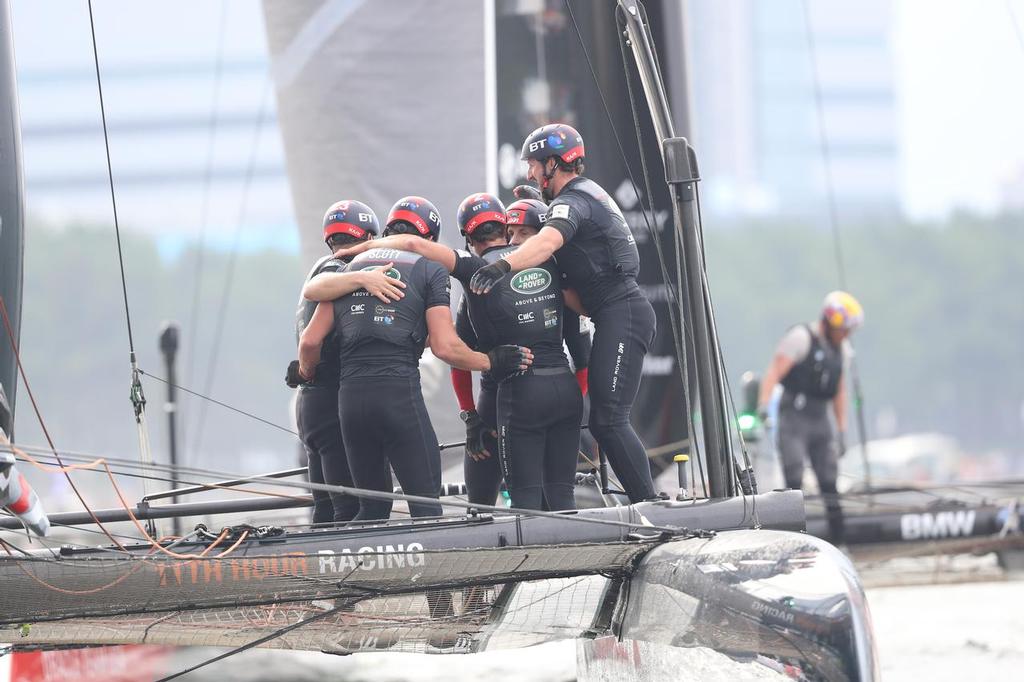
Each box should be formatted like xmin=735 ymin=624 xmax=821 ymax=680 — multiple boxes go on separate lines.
xmin=544 ymin=176 xmax=658 ymax=502
xmin=455 ymin=281 xmax=592 ymax=507
xmin=331 ymin=248 xmax=448 ymax=521
xmin=452 ymin=245 xmax=583 ymax=511
xmin=295 ymin=255 xmax=359 ymax=525
xmin=777 ymin=324 xmax=846 ymax=544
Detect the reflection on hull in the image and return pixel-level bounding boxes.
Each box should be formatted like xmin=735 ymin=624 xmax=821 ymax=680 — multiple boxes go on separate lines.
xmin=580 ymin=531 xmax=877 ymax=681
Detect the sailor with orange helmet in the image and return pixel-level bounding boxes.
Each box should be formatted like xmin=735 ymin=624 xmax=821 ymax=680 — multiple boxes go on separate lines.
xmin=757 ymin=291 xmax=865 ymax=545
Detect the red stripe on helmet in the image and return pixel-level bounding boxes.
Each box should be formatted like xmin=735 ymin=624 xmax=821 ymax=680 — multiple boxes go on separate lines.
xmin=560 ymin=145 xmax=584 ymax=162
xmin=389 ymin=209 xmax=430 ymax=234
xmin=323 ymin=222 xmax=367 ymax=240
xmin=464 ymin=210 xmax=506 ymax=234
xmin=9 ymin=472 xmax=33 ymax=514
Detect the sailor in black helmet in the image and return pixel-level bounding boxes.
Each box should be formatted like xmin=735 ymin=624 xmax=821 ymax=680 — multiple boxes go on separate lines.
xmin=301 ymin=196 xmax=532 ymax=520
xmin=334 ymin=193 xmax=586 ymax=511
xmin=470 ymin=124 xmax=658 ymax=503
xmin=288 ymin=200 xmax=378 ymax=525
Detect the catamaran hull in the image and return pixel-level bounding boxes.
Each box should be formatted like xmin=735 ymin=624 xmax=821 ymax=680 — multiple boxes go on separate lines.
xmin=3 ymin=528 xmax=877 ymax=681
xmin=0 ymin=492 xmax=802 ymax=626
xmin=0 ymin=494 xmax=877 ymax=680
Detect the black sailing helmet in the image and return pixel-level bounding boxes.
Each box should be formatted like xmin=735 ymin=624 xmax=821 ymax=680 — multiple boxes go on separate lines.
xmin=457 ymin=192 xmax=506 ymax=237
xmin=322 ymin=200 xmax=380 ymax=246
xmin=385 ymin=196 xmax=442 ymax=241
xmin=520 ymin=123 xmax=585 ymax=164
xmin=505 ymin=198 xmax=547 ymax=230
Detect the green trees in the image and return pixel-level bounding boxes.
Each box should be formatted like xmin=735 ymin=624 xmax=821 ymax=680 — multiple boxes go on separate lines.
xmin=706 ymin=214 xmax=1024 ymax=451
xmin=13 ymin=210 xmax=1021 ymax=502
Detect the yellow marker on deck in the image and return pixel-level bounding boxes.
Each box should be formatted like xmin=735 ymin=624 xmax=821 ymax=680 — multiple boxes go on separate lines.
xmin=674 ymin=454 xmax=690 ymax=499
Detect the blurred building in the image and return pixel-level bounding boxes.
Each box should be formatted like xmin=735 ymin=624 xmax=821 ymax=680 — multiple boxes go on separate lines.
xmin=687 ymin=0 xmax=901 ymax=222
xmin=12 ymin=1 xmax=296 ymax=255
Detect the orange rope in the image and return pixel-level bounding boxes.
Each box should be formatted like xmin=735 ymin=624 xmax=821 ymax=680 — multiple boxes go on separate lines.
xmin=7 ymin=439 xmax=305 ymax=502
xmin=3 ymin=436 xmax=251 ymax=559
xmin=0 ymin=294 xmax=129 ymax=550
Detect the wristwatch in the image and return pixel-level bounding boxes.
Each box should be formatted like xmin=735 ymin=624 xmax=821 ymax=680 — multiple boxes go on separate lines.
xmin=459 ymin=409 xmax=477 ymax=423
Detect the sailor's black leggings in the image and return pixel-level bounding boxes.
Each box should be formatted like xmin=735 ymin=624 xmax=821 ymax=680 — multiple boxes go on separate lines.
xmin=497 ymin=368 xmax=583 ymax=511
xmin=777 ymin=400 xmax=845 ymax=544
xmin=338 ymin=376 xmax=443 ymax=521
xmin=589 ymin=296 xmax=658 ymax=502
xmin=296 ymin=386 xmax=359 ymax=525
xmin=463 ymin=382 xmax=502 ymax=506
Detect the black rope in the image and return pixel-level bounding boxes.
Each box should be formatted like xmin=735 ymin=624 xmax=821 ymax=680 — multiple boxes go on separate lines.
xmin=802 ymin=0 xmax=875 ymax=494
xmin=154 ymin=601 xmax=354 ymax=681
xmin=801 ymin=0 xmax=848 ymax=290
xmin=563 ymin=1 xmax=703 ymax=492
xmin=185 ymin=0 xmax=231 ymax=400
xmin=1010 ymin=0 xmax=1024 ymax=53
xmin=611 ymin=2 xmax=708 ymax=493
xmin=8 ymin=444 xmax=694 ymax=536
xmin=138 ymin=368 xmax=298 ymax=437
xmin=86 ymin=0 xmax=135 ymax=355
xmin=191 ymin=78 xmax=273 ymax=456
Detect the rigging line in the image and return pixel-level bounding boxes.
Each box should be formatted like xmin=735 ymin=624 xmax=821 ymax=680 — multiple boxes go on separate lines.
xmin=86 ymin=0 xmax=136 ymax=355
xmin=0 ymin=295 xmax=129 ymax=551
xmin=1008 ymin=0 xmax=1024 ymax=54
xmin=191 ymin=76 xmax=274 ymax=458
xmin=561 ymin=0 xmax=679 ymax=308
xmin=11 ymin=446 xmax=307 ymax=503
xmin=620 ymin=0 xmax=709 ymax=498
xmin=10 ymin=433 xmax=254 ymax=559
xmin=8 ymin=441 xmax=308 ymax=504
xmin=564 ymin=0 xmax=704 ymax=496
xmin=154 ymin=599 xmax=355 ymax=681
xmin=24 ymin=519 xmax=161 ymax=545
xmin=801 ymin=0 xmax=848 ymax=290
xmin=185 ymin=0 xmax=231 ymax=397
xmin=10 ymin=443 xmax=696 ymax=536
xmin=693 ymin=183 xmax=752 ymax=479
xmin=612 ymin=4 xmax=707 ymax=490
xmin=802 ymin=0 xmax=873 ymax=495
xmin=138 ymin=368 xmax=299 ymax=437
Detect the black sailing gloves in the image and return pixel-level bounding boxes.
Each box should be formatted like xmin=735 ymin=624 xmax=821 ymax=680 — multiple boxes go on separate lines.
xmin=470 ymin=258 xmax=511 ymax=295
xmin=512 ymin=184 xmax=542 ymax=201
xmin=285 ymin=360 xmax=308 ymax=388
xmin=487 ymin=344 xmax=532 ymax=382
xmin=460 ymin=409 xmax=492 ymax=461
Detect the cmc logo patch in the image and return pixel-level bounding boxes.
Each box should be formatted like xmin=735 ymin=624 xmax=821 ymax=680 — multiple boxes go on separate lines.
xmin=510 ymin=268 xmax=551 ymax=295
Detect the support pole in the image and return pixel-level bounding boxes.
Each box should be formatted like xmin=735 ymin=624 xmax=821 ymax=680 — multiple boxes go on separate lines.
xmin=159 ymin=322 xmax=182 ymax=536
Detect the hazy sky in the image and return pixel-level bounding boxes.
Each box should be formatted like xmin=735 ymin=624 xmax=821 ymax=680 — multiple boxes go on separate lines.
xmin=896 ymin=0 xmax=1024 ymax=219
xmin=9 ymin=0 xmax=1024 ymax=226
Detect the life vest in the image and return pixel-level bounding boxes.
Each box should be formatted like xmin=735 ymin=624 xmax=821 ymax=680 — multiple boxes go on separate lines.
xmin=0 ymin=452 xmax=50 ymax=537
xmin=780 ymin=324 xmax=843 ymax=401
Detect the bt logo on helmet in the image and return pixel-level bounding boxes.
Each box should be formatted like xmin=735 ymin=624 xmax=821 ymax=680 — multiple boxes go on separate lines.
xmin=528 ymin=140 xmax=547 ymax=153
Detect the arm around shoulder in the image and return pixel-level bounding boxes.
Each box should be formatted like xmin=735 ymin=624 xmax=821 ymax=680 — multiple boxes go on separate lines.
xmin=302 ymin=270 xmax=366 ymax=301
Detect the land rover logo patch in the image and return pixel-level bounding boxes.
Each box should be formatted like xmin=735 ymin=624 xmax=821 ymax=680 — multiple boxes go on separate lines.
xmin=510 ymin=268 xmax=551 ymax=295
xmin=362 ymin=265 xmax=402 ymax=281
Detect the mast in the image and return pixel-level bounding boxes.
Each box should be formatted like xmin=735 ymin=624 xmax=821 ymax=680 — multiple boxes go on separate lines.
xmin=0 ymin=0 xmax=24 ymax=439
xmin=618 ymin=0 xmax=735 ymax=497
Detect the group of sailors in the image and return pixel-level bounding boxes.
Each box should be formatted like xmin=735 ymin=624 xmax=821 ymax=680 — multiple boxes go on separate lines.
xmin=289 ymin=123 xmax=662 ymax=525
